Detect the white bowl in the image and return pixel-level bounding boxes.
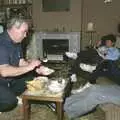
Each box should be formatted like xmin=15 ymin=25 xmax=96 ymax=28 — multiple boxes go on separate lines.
xmin=48 ymin=80 xmax=65 ymax=93
xmin=48 ymin=85 xmax=64 ymax=93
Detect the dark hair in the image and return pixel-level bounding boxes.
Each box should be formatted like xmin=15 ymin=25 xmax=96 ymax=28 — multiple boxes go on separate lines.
xmin=101 ymin=34 xmax=116 ymax=43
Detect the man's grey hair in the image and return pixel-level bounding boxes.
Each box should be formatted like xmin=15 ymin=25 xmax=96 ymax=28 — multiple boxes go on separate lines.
xmin=7 ymin=17 xmax=28 ymax=29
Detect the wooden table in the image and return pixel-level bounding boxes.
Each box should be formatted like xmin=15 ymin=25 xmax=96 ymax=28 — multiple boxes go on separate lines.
xmin=22 ymin=79 xmax=71 ymax=120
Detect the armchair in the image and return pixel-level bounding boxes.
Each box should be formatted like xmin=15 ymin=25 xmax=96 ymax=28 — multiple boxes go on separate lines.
xmin=66 ymin=47 xmax=120 ymax=86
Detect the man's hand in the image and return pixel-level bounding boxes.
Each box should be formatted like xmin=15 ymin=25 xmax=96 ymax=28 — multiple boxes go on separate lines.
xmin=27 ymin=59 xmax=41 ymax=71
xmin=0 ymin=59 xmax=41 ymax=77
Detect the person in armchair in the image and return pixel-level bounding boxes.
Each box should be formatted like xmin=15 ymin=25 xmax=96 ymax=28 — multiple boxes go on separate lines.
xmin=67 ymin=34 xmax=120 ymax=94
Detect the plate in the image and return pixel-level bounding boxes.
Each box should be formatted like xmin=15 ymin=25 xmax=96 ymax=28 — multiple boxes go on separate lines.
xmin=36 ymin=66 xmax=55 ymax=76
xmin=48 ymin=84 xmax=64 ymax=93
xmin=42 ymin=67 xmax=55 ymax=75
xmin=48 ymin=80 xmax=65 ymax=93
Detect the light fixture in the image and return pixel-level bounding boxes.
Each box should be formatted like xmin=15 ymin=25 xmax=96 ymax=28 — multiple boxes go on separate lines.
xmin=87 ymin=22 xmax=94 ymax=31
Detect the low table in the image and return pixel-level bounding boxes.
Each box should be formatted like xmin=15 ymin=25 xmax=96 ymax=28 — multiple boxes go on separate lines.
xmin=21 ymin=79 xmax=71 ymax=120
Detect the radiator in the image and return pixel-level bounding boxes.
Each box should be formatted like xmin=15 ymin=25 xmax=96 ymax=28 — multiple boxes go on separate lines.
xmin=99 ymin=103 xmax=120 ymax=120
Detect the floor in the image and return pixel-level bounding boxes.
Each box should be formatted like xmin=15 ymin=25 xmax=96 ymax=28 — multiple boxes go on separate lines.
xmin=0 ymin=103 xmax=105 ymax=120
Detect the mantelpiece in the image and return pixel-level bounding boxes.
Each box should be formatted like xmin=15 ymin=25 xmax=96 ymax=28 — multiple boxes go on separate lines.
xmin=27 ymin=32 xmax=80 ymax=60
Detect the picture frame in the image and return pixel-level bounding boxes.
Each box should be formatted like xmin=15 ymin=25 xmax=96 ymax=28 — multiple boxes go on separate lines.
xmin=42 ymin=0 xmax=70 ymax=12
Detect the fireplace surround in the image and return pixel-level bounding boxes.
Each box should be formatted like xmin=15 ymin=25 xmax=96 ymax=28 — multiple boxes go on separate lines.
xmin=27 ymin=32 xmax=80 ymax=60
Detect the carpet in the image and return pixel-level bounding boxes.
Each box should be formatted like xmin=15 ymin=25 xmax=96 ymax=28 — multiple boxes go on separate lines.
xmin=0 ymin=103 xmax=106 ymax=120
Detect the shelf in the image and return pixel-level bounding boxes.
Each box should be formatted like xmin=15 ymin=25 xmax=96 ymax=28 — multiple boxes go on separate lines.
xmin=0 ymin=0 xmax=33 ymax=24
xmin=0 ymin=3 xmax=32 ymax=8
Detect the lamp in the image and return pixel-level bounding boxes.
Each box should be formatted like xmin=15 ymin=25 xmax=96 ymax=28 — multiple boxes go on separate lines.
xmin=87 ymin=22 xmax=94 ymax=31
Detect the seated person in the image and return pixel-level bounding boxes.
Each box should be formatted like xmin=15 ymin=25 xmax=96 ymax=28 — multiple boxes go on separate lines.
xmin=91 ymin=34 xmax=120 ymax=85
xmin=64 ymin=37 xmax=106 ymax=60
xmin=0 ymin=17 xmax=50 ymax=112
xmin=67 ymin=34 xmax=120 ymax=94
xmin=67 ymin=36 xmax=107 ymax=82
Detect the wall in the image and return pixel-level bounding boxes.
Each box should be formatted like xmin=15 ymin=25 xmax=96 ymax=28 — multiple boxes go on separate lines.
xmin=32 ymin=0 xmax=120 ymax=49
xmin=33 ymin=0 xmax=82 ymax=32
xmin=82 ymin=0 xmax=120 ymax=35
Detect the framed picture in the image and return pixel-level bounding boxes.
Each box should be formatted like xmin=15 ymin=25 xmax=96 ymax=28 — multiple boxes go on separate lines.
xmin=42 ymin=0 xmax=70 ymax=12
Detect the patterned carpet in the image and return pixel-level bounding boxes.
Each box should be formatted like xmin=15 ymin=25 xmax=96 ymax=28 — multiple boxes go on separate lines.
xmin=0 ymin=104 xmax=59 ymax=120
xmin=0 ymin=103 xmax=105 ymax=120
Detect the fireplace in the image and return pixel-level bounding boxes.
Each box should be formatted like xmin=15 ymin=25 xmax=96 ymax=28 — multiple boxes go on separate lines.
xmin=43 ymin=39 xmax=69 ymax=55
xmin=27 ymin=32 xmax=80 ymax=60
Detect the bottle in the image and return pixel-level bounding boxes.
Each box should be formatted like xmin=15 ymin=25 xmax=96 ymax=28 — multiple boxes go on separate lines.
xmin=43 ymin=50 xmax=47 ymax=59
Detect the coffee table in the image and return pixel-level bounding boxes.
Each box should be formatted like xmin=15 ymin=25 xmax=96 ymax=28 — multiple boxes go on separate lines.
xmin=21 ymin=79 xmax=71 ymax=120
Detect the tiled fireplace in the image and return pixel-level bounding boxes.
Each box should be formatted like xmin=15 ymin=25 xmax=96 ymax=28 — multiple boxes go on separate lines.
xmin=27 ymin=32 xmax=80 ymax=60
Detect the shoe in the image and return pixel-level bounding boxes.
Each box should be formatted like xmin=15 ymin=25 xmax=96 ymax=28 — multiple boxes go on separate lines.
xmin=47 ymin=103 xmax=56 ymax=112
xmin=70 ymin=74 xmax=77 ymax=82
xmin=17 ymin=96 xmax=22 ymax=105
xmin=71 ymin=82 xmax=92 ymax=94
xmin=65 ymin=52 xmax=77 ymax=60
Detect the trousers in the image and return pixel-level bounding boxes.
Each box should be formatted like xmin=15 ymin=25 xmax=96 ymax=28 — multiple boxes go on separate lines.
xmin=90 ymin=60 xmax=120 ymax=84
xmin=0 ymin=72 xmax=34 ymax=112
